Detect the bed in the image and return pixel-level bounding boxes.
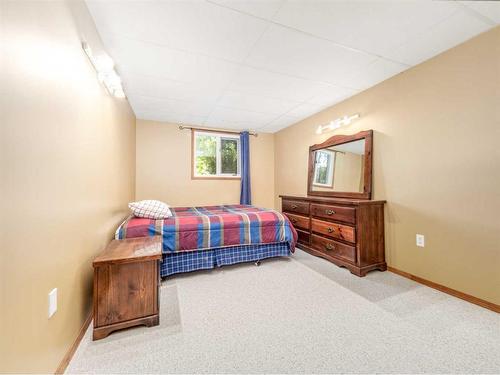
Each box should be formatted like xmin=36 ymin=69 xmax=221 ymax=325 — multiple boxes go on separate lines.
xmin=115 ymin=205 xmax=298 ymax=277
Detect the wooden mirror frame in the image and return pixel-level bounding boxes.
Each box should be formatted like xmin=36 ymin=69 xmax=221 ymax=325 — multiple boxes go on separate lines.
xmin=307 ymin=130 xmax=373 ymax=200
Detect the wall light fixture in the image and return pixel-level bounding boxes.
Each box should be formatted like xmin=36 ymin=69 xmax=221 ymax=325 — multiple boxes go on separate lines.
xmin=82 ymin=42 xmax=125 ymax=99
xmin=316 ymin=113 xmax=360 ymax=135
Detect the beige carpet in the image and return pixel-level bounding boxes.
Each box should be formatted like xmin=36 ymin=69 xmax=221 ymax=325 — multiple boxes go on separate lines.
xmin=67 ymin=249 xmax=500 ymax=374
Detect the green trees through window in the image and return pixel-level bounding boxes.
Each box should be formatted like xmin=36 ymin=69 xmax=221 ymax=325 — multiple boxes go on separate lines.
xmin=195 ymin=135 xmax=216 ymax=175
xmin=221 ymin=138 xmax=238 ymax=174
xmin=194 ymin=132 xmax=240 ymax=177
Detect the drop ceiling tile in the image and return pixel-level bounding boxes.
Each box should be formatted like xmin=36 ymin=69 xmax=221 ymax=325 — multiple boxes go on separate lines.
xmin=86 ymin=0 xmax=268 ymax=62
xmin=459 ymin=1 xmax=500 ymax=24
xmin=306 ymin=85 xmax=359 ymax=107
xmin=284 ymin=102 xmax=329 ymax=119
xmin=384 ymin=8 xmax=492 ymax=66
xmin=128 ymin=94 xmax=214 ymax=119
xmin=227 ymin=66 xmax=342 ymax=102
xmin=203 ymin=118 xmax=262 ymax=130
xmin=205 ymin=106 xmax=278 ymax=129
xmin=209 ymin=0 xmax=285 ymax=19
xmin=343 ymin=58 xmax=409 ymax=91
xmin=136 ymin=110 xmax=207 ymax=126
xmin=180 ymin=115 xmax=209 ymax=126
xmin=86 ymin=0 xmax=497 ymax=133
xmin=101 ymin=34 xmax=240 ymax=90
xmin=272 ymin=0 xmax=459 ymax=59
xmin=244 ymin=24 xmax=376 ymax=85
xmin=216 ymin=90 xmax=301 ymax=115
xmin=121 ymin=71 xmax=222 ymax=104
xmin=258 ymin=115 xmax=302 ymax=133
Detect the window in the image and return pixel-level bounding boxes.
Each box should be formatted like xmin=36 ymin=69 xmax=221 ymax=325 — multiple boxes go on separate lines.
xmin=313 ymin=150 xmax=335 ymax=187
xmin=192 ymin=130 xmax=240 ymax=179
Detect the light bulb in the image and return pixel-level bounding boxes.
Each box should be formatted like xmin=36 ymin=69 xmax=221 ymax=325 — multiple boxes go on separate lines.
xmin=329 ymin=121 xmax=341 ymax=130
xmin=104 ymin=71 xmax=121 ymax=86
xmin=97 ymin=72 xmax=106 ymax=83
xmin=113 ymin=88 xmax=126 ymax=98
xmin=94 ymin=55 xmax=114 ymax=72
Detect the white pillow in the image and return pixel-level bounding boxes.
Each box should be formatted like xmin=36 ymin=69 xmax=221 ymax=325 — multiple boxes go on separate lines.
xmin=128 ymin=200 xmax=172 ymax=219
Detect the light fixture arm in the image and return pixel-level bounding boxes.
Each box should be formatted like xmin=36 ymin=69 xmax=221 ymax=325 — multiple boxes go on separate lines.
xmin=316 ymin=113 xmax=360 ymax=134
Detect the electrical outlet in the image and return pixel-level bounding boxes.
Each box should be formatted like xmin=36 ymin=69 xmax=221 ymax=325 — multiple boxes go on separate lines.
xmin=48 ymin=288 xmax=57 ymax=318
xmin=416 ymin=234 xmax=425 ymax=248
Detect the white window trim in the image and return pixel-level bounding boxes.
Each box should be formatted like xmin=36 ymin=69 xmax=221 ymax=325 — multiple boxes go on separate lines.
xmin=192 ymin=130 xmax=241 ymax=179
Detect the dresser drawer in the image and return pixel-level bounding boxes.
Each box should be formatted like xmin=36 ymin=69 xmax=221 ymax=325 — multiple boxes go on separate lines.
xmin=296 ymin=229 xmax=310 ymax=245
xmin=311 ymin=218 xmax=356 ymax=243
xmin=284 ymin=212 xmax=310 ymax=231
xmin=310 ymin=203 xmax=356 ymax=224
xmin=311 ymin=235 xmax=356 ymax=263
xmin=282 ymin=199 xmax=310 ymax=215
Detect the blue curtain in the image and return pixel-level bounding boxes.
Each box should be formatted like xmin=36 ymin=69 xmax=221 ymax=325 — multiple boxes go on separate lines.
xmin=240 ymin=131 xmax=251 ymax=205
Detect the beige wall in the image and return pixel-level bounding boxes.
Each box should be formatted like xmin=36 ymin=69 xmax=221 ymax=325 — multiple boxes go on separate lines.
xmin=332 ymin=152 xmax=363 ymax=192
xmin=0 ymin=1 xmax=136 ymax=372
xmin=136 ymin=120 xmax=275 ymax=209
xmin=313 ymin=151 xmax=363 ymax=193
xmin=275 ymin=27 xmax=500 ymax=305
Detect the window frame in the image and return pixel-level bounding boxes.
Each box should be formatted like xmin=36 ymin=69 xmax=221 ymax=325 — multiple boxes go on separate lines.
xmin=191 ymin=129 xmax=241 ymax=180
xmin=312 ymin=149 xmax=335 ymax=188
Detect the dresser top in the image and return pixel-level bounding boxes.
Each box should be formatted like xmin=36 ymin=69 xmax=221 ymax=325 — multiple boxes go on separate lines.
xmin=93 ymin=236 xmax=162 ymax=266
xmin=279 ymin=195 xmax=386 ymax=206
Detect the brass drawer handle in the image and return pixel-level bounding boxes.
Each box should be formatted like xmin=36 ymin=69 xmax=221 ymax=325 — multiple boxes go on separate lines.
xmin=325 ymin=209 xmax=336 ymax=215
xmin=291 ymin=204 xmax=298 ymax=209
xmin=325 ymin=243 xmax=335 ymax=251
xmin=327 ymin=227 xmax=334 ymax=233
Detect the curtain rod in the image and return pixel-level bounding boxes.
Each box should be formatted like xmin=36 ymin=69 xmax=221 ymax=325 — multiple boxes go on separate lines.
xmin=178 ymin=125 xmax=258 ymax=137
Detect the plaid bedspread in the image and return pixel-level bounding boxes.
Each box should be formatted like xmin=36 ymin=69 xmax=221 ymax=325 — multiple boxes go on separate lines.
xmin=115 ymin=205 xmax=297 ymax=253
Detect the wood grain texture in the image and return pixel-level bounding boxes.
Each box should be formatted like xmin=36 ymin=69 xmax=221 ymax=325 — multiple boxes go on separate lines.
xmin=311 ymin=235 xmax=356 ymax=262
xmin=311 ymin=218 xmax=356 ymax=243
xmin=284 ymin=212 xmax=310 ymax=231
xmin=281 ymin=195 xmax=386 ymax=277
xmin=310 ymin=203 xmax=356 ymax=224
xmin=95 ymin=261 xmax=158 ymax=327
xmin=356 ymin=204 xmax=385 ymax=267
xmin=54 ymin=311 xmax=93 ymax=374
xmin=93 ymin=237 xmax=161 ymax=340
xmin=307 ymin=130 xmax=373 ymax=200
xmin=388 ymin=267 xmax=500 ymax=313
xmin=282 ymin=199 xmax=310 ymax=215
xmin=280 ymin=195 xmax=385 ymax=206
xmin=93 ymin=315 xmax=160 ymax=341
xmin=296 ymin=229 xmax=311 ymax=246
xmin=93 ymin=236 xmax=162 ymax=265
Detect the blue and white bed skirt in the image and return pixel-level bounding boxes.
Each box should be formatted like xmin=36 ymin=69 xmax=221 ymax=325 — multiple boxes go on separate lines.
xmin=161 ymin=242 xmax=292 ymax=277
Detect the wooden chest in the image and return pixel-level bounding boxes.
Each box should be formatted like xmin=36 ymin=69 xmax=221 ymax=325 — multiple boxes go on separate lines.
xmin=281 ymin=195 xmax=386 ymax=277
xmin=92 ymin=236 xmax=162 ymax=340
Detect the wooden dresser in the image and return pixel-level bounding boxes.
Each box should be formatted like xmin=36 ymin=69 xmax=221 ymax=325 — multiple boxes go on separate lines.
xmin=92 ymin=236 xmax=162 ymax=340
xmin=281 ymin=195 xmax=386 ymax=276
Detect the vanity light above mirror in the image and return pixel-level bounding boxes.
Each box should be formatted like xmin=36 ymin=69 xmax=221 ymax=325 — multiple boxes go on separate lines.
xmin=316 ymin=113 xmax=360 ymax=135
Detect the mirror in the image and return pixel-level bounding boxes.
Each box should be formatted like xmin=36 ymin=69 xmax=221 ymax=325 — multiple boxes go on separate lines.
xmin=308 ymin=130 xmax=372 ymax=199
xmin=311 ymin=139 xmax=365 ymax=193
